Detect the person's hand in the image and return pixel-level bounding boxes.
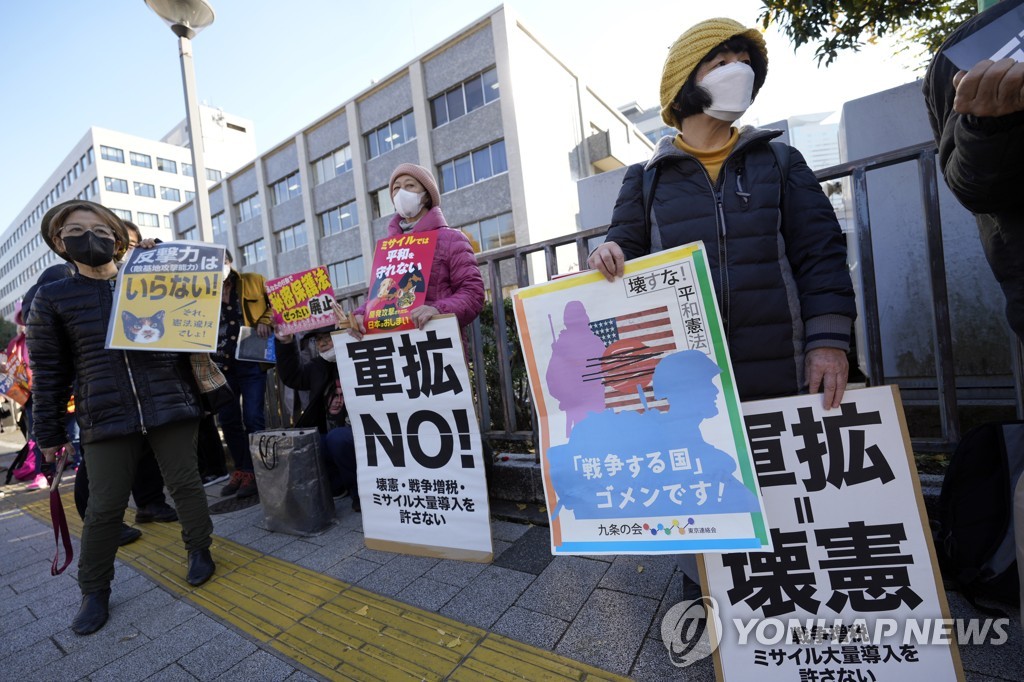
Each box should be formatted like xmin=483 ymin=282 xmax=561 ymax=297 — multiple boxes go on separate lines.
xmin=41 ymin=443 xmax=72 ymax=464
xmin=410 ymin=305 xmax=439 ymax=330
xmin=330 ymin=300 xmax=349 ymax=329
xmin=256 ymin=323 xmax=273 ymax=339
xmin=587 ymin=242 xmax=625 ymax=282
xmin=274 ymin=328 xmax=294 ymax=344
xmin=138 ymin=238 xmax=158 ymax=249
xmin=953 ymin=58 xmax=1024 ymax=118
xmin=805 ymin=347 xmax=849 ymax=410
xmin=346 ymin=314 xmax=365 ymax=340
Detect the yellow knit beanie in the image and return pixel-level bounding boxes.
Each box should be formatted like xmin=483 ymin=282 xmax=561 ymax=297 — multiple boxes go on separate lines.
xmin=659 ymin=18 xmax=768 ymax=128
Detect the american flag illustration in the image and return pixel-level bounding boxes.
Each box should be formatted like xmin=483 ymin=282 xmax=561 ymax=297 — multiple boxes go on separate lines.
xmin=585 ymin=306 xmax=676 ymax=412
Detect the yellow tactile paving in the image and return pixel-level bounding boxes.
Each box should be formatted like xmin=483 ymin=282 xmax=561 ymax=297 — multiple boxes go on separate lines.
xmin=23 ymin=495 xmax=628 ymax=681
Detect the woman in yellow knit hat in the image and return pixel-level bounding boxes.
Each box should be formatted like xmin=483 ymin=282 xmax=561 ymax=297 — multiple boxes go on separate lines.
xmin=589 ymin=17 xmax=855 ymax=411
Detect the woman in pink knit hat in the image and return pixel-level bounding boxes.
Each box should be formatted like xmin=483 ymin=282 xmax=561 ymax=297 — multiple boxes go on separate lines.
xmin=350 ymin=163 xmax=484 ymax=339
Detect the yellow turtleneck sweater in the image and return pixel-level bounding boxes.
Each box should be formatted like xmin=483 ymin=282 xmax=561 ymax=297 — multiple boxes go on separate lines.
xmin=672 ymin=128 xmax=740 ymax=184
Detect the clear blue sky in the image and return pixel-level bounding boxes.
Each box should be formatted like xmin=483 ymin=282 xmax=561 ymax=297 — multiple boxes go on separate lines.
xmin=0 ymin=0 xmax=919 ymax=231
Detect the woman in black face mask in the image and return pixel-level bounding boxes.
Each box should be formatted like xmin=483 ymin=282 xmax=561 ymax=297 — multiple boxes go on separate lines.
xmin=25 ymin=200 xmax=215 ymax=636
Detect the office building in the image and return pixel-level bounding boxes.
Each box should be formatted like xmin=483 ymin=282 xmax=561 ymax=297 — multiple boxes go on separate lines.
xmin=0 ymin=106 xmax=255 ymax=320
xmin=171 ymin=5 xmax=652 ymax=300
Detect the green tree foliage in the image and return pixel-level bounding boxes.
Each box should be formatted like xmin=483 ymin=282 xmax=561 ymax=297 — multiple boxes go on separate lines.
xmin=0 ymin=317 xmax=17 ymax=350
xmin=759 ymin=0 xmax=977 ymax=66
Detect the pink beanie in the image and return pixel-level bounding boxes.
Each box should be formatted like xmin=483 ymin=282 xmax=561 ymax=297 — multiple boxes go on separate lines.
xmin=390 ymin=163 xmax=441 ymax=209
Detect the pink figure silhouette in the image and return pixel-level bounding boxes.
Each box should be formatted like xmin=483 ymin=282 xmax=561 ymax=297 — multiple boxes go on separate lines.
xmin=545 ymin=300 xmax=606 ymax=437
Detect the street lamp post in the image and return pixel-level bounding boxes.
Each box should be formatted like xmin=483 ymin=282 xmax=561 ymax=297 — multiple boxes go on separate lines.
xmin=145 ymin=0 xmax=216 ymax=242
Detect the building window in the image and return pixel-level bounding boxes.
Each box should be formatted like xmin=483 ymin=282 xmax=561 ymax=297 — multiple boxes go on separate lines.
xmin=269 ymin=171 xmax=302 ymax=205
xmin=319 ymin=200 xmax=358 ymax=237
xmin=458 ymin=212 xmax=515 ymax=253
xmin=87 ymin=147 xmax=95 ymax=164
xmin=130 ymin=152 xmax=152 ymax=168
xmin=438 ymin=140 xmax=508 ymax=194
xmin=111 ymin=208 xmax=132 ymax=221
xmin=234 ymin=194 xmax=262 ymax=222
xmin=431 ymin=67 xmax=499 ymax=128
xmin=328 ymin=256 xmax=365 ymax=288
xmin=211 ymin=212 xmax=227 ymax=240
xmin=180 ymin=226 xmax=198 ymax=241
xmin=184 ymin=190 xmax=195 ymax=202
xmin=182 ymin=163 xmax=194 ymax=177
xmin=105 ymin=177 xmax=129 ymax=193
xmin=101 ymin=145 xmax=124 ymax=162
xmin=134 ymin=182 xmax=156 ymax=198
xmin=161 ymin=186 xmax=181 ymax=202
xmin=136 ymin=212 xmax=160 ymax=227
xmin=276 ymin=222 xmax=308 ymax=253
xmin=206 ymin=168 xmax=222 ymax=181
xmin=157 ymin=157 xmax=177 ymax=173
xmin=242 ymin=239 xmax=266 ymax=265
xmin=364 ymin=111 xmax=416 ymax=160
xmin=370 ymin=186 xmax=394 ymax=220
xmin=312 ymin=145 xmax=352 ymax=185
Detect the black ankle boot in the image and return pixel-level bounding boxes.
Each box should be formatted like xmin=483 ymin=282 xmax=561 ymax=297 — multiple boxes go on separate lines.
xmin=71 ymin=589 xmax=111 ymax=635
xmin=186 ymin=548 xmax=215 ymax=586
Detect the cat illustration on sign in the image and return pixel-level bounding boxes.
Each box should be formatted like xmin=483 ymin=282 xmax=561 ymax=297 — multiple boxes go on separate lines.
xmin=122 ymin=310 xmax=165 ymax=344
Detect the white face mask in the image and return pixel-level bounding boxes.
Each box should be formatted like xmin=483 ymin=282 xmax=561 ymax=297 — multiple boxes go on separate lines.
xmin=393 ymin=189 xmax=425 ymax=219
xmin=699 ymin=61 xmax=755 ymax=122
xmin=320 ymin=347 xmax=336 ymax=362
xmin=223 ymin=264 xmax=232 ymax=279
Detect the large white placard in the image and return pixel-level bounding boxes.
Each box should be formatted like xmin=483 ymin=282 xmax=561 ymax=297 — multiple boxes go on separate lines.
xmin=334 ymin=315 xmax=492 ymax=561
xmin=699 ymin=386 xmax=963 ymax=681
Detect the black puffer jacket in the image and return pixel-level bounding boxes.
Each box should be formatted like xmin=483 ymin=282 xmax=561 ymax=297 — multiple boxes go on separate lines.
xmin=25 ymin=274 xmax=202 ymax=448
xmin=923 ymin=0 xmax=1024 ymax=341
xmin=606 ymin=128 xmax=856 ymax=400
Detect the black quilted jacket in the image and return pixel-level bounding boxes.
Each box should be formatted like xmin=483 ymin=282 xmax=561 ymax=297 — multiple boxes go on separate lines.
xmin=923 ymin=0 xmax=1024 ymax=341
xmin=25 ymin=274 xmax=201 ymax=448
xmin=606 ymin=127 xmax=856 ymax=400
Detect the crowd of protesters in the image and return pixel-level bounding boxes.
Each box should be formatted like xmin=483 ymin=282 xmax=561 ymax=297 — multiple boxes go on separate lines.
xmin=2 ymin=6 xmax=1014 ymax=641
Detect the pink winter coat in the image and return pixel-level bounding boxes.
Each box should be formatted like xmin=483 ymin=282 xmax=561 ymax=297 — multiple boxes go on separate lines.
xmin=356 ymin=207 xmax=484 ymax=330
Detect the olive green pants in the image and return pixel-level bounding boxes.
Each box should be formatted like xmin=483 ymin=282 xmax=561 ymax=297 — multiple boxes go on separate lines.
xmin=78 ymin=419 xmax=212 ymax=594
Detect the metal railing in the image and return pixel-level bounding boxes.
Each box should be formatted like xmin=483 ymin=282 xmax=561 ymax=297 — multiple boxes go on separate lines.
xmin=292 ymin=141 xmax=1023 ymax=457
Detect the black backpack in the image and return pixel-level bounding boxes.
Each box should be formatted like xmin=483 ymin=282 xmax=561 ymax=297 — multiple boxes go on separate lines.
xmin=937 ymin=421 xmax=1024 ymax=607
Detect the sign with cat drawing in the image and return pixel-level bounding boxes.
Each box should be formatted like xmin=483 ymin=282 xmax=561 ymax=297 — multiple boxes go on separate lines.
xmin=106 ymin=241 xmax=226 ymax=352
xmin=265 ymin=266 xmax=336 ymax=335
xmin=364 ymin=233 xmax=436 ymax=334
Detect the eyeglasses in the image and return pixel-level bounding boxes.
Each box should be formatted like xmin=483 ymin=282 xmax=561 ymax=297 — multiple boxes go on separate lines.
xmin=60 ymin=223 xmax=116 ymax=240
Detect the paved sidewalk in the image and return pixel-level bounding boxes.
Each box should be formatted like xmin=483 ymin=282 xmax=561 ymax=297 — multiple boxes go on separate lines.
xmin=2 ymin=432 xmax=1022 ymax=680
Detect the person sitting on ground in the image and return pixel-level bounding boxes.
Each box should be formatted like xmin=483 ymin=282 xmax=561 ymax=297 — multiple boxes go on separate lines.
xmin=26 ymin=200 xmax=215 ymax=636
xmin=275 ymin=302 xmax=359 ymax=511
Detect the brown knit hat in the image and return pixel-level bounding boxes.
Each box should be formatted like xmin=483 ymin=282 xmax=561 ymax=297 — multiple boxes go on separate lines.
xmin=390 ymin=163 xmax=441 ymax=209
xmin=41 ymin=200 xmax=130 ymax=262
xmin=660 ymin=18 xmax=768 ymax=127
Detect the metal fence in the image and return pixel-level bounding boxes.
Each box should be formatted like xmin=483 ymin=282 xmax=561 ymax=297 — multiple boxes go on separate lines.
xmin=295 ymin=141 xmax=1023 ymax=458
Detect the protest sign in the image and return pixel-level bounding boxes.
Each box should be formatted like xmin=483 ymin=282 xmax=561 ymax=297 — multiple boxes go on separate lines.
xmin=265 ymin=266 xmax=336 ymax=335
xmin=363 ymin=233 xmax=436 ymax=334
xmin=513 ymin=242 xmax=769 ymax=555
xmin=944 ymin=0 xmax=1024 ymax=70
xmin=334 ymin=314 xmax=492 ymax=561
xmin=107 ymin=241 xmax=225 ymax=352
xmin=697 ymin=386 xmax=963 ymax=682
xmin=0 ymin=351 xmax=30 ymax=405
xmin=235 ymin=326 xmax=276 ymax=363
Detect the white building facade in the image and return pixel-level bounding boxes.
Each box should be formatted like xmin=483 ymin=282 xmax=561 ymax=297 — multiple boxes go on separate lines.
xmin=0 ymin=106 xmax=255 ymax=320
xmin=171 ymin=6 xmax=653 ymax=300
